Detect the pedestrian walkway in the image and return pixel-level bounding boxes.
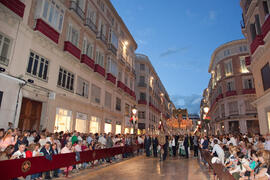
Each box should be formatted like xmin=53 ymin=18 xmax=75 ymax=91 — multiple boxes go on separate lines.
xmin=60 ymin=156 xmax=210 ymax=180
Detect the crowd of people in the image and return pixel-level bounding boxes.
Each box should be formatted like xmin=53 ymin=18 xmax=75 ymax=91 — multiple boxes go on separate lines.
xmin=197 ymin=133 xmax=270 ymax=180
xmin=0 ymin=127 xmax=144 ymax=180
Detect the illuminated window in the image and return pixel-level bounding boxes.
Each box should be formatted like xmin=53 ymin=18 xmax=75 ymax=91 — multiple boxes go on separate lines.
xmin=54 ymin=108 xmax=72 ymax=132
xmin=89 ymin=116 xmax=100 ymax=134
xmin=240 ymin=56 xmax=249 ymax=73
xmin=75 ymin=112 xmax=88 ymax=133
xmin=115 ymin=124 xmax=121 ymax=134
xmin=104 ymin=123 xmax=112 ymax=134
xmin=225 ymin=60 xmax=233 ymax=77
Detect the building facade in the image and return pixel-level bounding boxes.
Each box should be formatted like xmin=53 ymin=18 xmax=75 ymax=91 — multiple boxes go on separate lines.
xmin=135 ymin=54 xmax=175 ymax=134
xmin=207 ymin=39 xmax=259 ymax=135
xmin=0 ymin=0 xmax=138 ymax=134
xmin=240 ymin=0 xmax=270 ymax=134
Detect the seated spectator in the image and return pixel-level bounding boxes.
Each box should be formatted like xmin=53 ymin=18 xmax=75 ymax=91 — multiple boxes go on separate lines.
xmin=11 ymin=144 xmax=26 ymax=159
xmin=0 ymin=129 xmax=17 ymax=151
xmin=0 ymin=144 xmax=14 ymax=161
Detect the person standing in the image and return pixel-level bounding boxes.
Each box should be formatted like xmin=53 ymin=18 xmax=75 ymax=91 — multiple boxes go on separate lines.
xmin=172 ymin=135 xmax=176 ymax=157
xmin=183 ymin=134 xmax=189 ymax=158
xmin=144 ymin=135 xmax=151 ymax=157
xmin=193 ymin=134 xmax=199 ymax=157
xmin=152 ymin=135 xmax=158 ymax=158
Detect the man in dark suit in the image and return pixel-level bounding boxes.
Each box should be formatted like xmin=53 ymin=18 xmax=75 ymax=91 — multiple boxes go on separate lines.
xmin=152 ymin=135 xmax=158 ymax=157
xmin=51 ymin=143 xmax=60 ymax=178
xmin=183 ymin=134 xmax=189 ymax=158
xmin=163 ymin=135 xmax=169 ymax=161
xmin=40 ymin=142 xmax=53 ymax=180
xmin=144 ymin=135 xmax=152 ymax=157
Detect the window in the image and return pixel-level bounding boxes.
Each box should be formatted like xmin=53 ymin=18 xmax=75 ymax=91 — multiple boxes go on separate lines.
xmin=86 ymin=3 xmax=96 ymax=24
xmin=106 ymin=57 xmax=118 ymax=77
xmin=91 ymin=84 xmax=101 ymax=104
xmin=26 ymin=51 xmax=49 ymax=81
xmin=82 ymin=38 xmax=93 ymax=58
xmin=227 ymin=80 xmax=235 ymax=91
xmin=130 ymin=79 xmax=133 ymax=90
xmin=220 ymin=104 xmax=225 ymax=117
xmin=0 ymin=33 xmax=11 ymax=66
xmin=67 ymin=24 xmax=79 ymax=47
xmin=240 ymin=56 xmax=249 ymax=73
xmin=243 ymin=78 xmax=254 ymax=89
xmin=218 ymin=86 xmax=222 ymax=95
xmin=57 ymin=67 xmax=74 ymax=91
xmin=116 ymin=97 xmax=121 ymax=111
xmin=261 ymin=63 xmax=270 ymax=91
xmin=138 ymin=111 xmax=145 ymax=119
xmin=140 ymin=64 xmax=145 ymax=71
xmin=216 ymin=64 xmax=221 ymax=81
xmin=109 ymin=29 xmax=118 ymax=48
xmin=95 ymin=50 xmax=104 ymax=67
xmin=41 ymin=0 xmax=64 ymax=32
xmin=125 ymin=103 xmax=130 ymax=116
xmin=224 ymin=49 xmax=230 ymax=56
xmin=105 ymin=91 xmax=111 ymax=109
xmin=54 ymin=108 xmax=72 ymax=132
xmin=245 ymin=100 xmax=256 ymax=112
xmin=0 ymin=91 xmax=3 ymax=108
xmin=228 ymin=101 xmax=238 ymax=115
xmin=76 ymin=77 xmax=89 ymax=98
xmin=90 ymin=116 xmax=100 ymax=134
xmin=139 ymin=76 xmax=145 ymax=83
xmin=140 ymin=92 xmax=146 ymax=100
xmin=225 ymin=60 xmax=233 ymax=77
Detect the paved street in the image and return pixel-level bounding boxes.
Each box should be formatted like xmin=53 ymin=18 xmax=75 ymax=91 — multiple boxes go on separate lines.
xmin=62 ymin=156 xmax=210 ymax=180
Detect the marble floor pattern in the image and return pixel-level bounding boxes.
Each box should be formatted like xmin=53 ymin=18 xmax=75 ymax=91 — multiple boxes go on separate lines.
xmin=60 ymin=156 xmax=211 ymax=180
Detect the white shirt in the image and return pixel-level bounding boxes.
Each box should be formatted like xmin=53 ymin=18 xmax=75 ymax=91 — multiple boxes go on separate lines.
xmin=12 ymin=150 xmax=26 ymax=159
xmin=98 ymin=136 xmax=107 ymax=146
xmin=172 ymin=138 xmax=175 ymax=146
xmin=39 ymin=139 xmax=46 ymax=147
xmin=212 ymin=144 xmax=224 ymax=157
xmin=138 ymin=137 xmax=144 ymax=144
xmin=227 ymin=137 xmax=237 ymax=146
xmin=27 ymin=136 xmax=35 ymax=144
xmin=74 ymin=144 xmax=82 ymax=152
xmin=265 ymin=140 xmax=270 ymax=151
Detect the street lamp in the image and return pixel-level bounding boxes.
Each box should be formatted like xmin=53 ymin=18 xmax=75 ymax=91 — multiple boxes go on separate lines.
xmin=203 ymin=106 xmax=209 ymax=114
xmin=131 ymin=105 xmax=137 ymax=134
xmin=198 ymin=120 xmax=201 ymax=125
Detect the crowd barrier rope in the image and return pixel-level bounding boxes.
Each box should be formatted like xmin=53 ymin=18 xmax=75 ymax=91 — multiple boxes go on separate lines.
xmin=0 ymin=144 xmax=143 ymax=179
xmin=200 ymin=149 xmax=235 ymax=180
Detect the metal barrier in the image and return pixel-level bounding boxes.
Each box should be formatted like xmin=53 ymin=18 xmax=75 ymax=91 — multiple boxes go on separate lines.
xmin=0 ymin=144 xmax=143 ymax=179
xmin=200 ymin=149 xmax=235 ymax=180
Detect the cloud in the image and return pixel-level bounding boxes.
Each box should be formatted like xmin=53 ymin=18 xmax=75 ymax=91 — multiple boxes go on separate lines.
xmin=185 ymin=9 xmax=196 ymax=18
xmin=160 ymin=47 xmax=189 ymax=57
xmin=137 ymin=39 xmax=147 ymax=45
xmin=171 ymin=94 xmax=202 ymax=114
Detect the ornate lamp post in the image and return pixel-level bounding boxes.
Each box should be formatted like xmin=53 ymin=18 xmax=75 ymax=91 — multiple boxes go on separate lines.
xmin=131 ymin=105 xmax=137 ymax=134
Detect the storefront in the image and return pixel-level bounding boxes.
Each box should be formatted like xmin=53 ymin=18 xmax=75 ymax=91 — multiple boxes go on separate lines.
xmin=124 ymin=128 xmax=129 ymax=134
xmin=89 ymin=116 xmax=100 ymax=134
xmin=115 ymin=121 xmax=121 ymax=134
xmin=104 ymin=119 xmax=112 ymax=134
xmin=54 ymin=108 xmax=72 ymax=132
xmin=75 ymin=112 xmax=88 ymax=133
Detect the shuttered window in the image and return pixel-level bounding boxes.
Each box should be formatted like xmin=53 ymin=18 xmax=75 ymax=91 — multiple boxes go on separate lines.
xmin=57 ymin=67 xmax=74 ymax=92
xmin=95 ymin=50 xmax=104 ymax=67
xmin=82 ymin=38 xmax=94 ymax=59
xmin=228 ymin=101 xmax=238 ymax=115
xmin=67 ymin=24 xmax=79 ymax=47
xmin=105 ymin=91 xmax=112 ymax=109
xmin=76 ymin=77 xmax=89 ymax=98
xmin=261 ymin=63 xmax=270 ymax=91
xmin=116 ymin=97 xmax=121 ymax=111
xmin=0 ymin=33 xmax=11 ymax=66
xmin=91 ymin=84 xmax=101 ymax=104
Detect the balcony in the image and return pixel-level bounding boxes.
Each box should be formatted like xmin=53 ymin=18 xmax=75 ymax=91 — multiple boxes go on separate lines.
xmin=117 ymin=81 xmax=125 ymax=91
xmin=126 ymin=63 xmax=131 ymax=71
xmin=0 ymin=0 xmax=25 ymax=18
xmin=97 ymin=32 xmax=107 ymax=45
xmin=216 ymin=94 xmax=224 ymax=101
xmin=262 ymin=15 xmax=270 ymax=38
xmin=138 ymin=82 xmax=147 ymax=87
xmin=108 ymin=43 xmax=117 ymax=56
xmin=94 ymin=64 xmax=105 ymax=77
xmin=138 ymin=100 xmax=147 ymax=105
xmin=250 ymin=35 xmax=264 ymax=54
xmin=64 ymin=41 xmax=81 ymax=60
xmin=106 ymin=73 xmax=116 ymax=85
xmin=244 ymin=0 xmax=252 ymax=14
xmin=130 ymin=91 xmax=136 ymax=99
xmin=242 ymin=88 xmax=256 ymax=94
xmin=34 ymin=19 xmax=60 ymax=44
xmin=70 ymin=1 xmax=85 ymax=20
xmin=245 ymin=56 xmax=251 ymax=66
xmin=81 ymin=54 xmax=94 ymax=70
xmin=124 ymin=86 xmax=131 ymax=95
xmin=85 ymin=18 xmax=97 ymax=34
xmin=226 ymin=90 xmax=237 ymax=97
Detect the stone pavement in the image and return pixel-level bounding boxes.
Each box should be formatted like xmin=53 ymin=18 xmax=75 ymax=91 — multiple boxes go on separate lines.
xmin=59 ymin=156 xmax=211 ymax=180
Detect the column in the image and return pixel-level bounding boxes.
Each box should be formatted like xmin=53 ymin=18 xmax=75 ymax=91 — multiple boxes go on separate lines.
xmin=240 ymin=120 xmax=247 ymax=134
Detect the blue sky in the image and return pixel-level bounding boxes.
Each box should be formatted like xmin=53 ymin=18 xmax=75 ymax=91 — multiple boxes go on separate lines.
xmin=111 ymin=0 xmax=244 ymax=114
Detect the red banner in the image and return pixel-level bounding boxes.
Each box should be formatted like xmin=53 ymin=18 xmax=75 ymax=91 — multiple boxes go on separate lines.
xmin=0 ymin=145 xmax=143 ymax=179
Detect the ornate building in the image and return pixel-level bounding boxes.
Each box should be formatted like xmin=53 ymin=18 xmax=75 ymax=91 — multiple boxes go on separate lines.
xmin=206 ymin=39 xmax=259 ymax=135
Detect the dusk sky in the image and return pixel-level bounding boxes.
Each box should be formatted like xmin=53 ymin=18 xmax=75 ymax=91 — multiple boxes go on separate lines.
xmin=111 ymin=0 xmax=244 ymax=114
